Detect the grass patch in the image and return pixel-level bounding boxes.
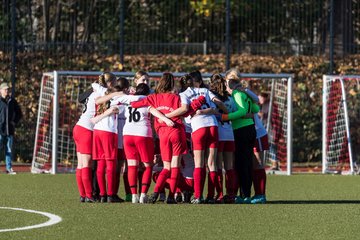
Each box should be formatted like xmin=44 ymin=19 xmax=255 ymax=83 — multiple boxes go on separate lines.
xmin=0 ymin=174 xmax=360 ymax=239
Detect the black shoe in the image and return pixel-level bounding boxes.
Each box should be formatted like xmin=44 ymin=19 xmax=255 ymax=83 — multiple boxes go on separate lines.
xmin=183 ymin=191 xmax=193 ymax=203
xmin=85 ymin=197 xmax=96 ymax=203
xmin=80 ymin=196 xmax=86 ymax=203
xmin=113 ymin=195 xmax=125 ymax=203
xmin=166 ymin=197 xmax=177 ymax=204
xmin=148 ymin=192 xmax=159 ymax=204
xmin=204 ymin=197 xmax=215 ymax=204
xmin=93 ymin=194 xmax=100 ymax=202
xmin=107 ymin=195 xmax=121 ymax=203
xmin=175 ymin=193 xmax=183 ymax=203
xmin=100 ymin=195 xmax=107 ymax=203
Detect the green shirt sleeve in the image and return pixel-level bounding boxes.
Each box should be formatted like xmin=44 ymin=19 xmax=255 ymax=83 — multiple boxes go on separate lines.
xmin=227 ymin=90 xmax=260 ymax=121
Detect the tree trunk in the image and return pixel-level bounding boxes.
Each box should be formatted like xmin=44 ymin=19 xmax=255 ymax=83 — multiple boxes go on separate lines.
xmin=81 ymin=0 xmax=97 ymax=45
xmin=42 ymin=0 xmax=49 ymax=42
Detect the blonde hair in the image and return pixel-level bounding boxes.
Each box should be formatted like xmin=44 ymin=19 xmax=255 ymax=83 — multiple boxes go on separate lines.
xmin=225 ymin=68 xmax=240 ymax=81
xmin=96 ymin=72 xmax=116 ymax=115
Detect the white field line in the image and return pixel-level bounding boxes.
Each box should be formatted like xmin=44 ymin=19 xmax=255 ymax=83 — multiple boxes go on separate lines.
xmin=0 ymin=207 xmax=62 ymax=233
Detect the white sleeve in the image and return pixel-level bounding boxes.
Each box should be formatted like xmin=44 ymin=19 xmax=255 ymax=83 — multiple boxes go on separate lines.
xmin=179 ymin=92 xmax=190 ymax=105
xmin=92 ymin=83 xmax=107 ymax=95
xmin=208 ymin=89 xmax=217 ymax=101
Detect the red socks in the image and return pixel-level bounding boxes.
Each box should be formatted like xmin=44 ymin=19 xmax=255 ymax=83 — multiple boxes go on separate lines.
xmin=81 ymin=167 xmax=93 ymax=198
xmin=168 ymin=167 xmax=180 ymax=198
xmin=154 ymin=169 xmax=170 ymax=193
xmin=193 ymin=167 xmax=202 ymax=199
xmin=215 ymin=169 xmax=223 ymax=199
xmin=97 ymin=160 xmax=106 ymax=196
xmin=253 ymin=168 xmax=267 ymax=196
xmin=106 ymin=160 xmax=115 ymax=196
xmin=128 ymin=166 xmax=138 ymax=194
xmin=141 ymin=166 xmax=152 ymax=194
xmin=207 ymin=171 xmax=217 ymax=199
xmin=76 ymin=169 xmax=85 ymax=197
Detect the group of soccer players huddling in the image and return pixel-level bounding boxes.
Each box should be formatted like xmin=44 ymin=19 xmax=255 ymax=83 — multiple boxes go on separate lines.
xmin=73 ymin=68 xmax=268 ymax=204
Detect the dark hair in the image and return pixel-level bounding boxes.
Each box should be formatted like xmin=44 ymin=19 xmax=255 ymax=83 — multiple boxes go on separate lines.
xmin=179 ymin=74 xmax=193 ymax=91
xmin=113 ymin=77 xmax=129 ymax=92
xmin=210 ymin=73 xmax=228 ymax=102
xmin=135 ymin=83 xmax=150 ymax=96
xmin=189 ymin=70 xmax=205 ymax=88
xmin=155 ymin=72 xmax=174 ymax=93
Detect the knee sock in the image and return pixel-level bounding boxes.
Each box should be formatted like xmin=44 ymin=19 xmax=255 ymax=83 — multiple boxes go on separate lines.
xmin=225 ymin=169 xmax=237 ymax=197
xmin=253 ymin=168 xmax=267 ymax=196
xmin=207 ymin=171 xmax=217 ymax=199
xmin=96 ymin=160 xmax=106 ymax=196
xmin=76 ymin=169 xmax=85 ymax=197
xmin=154 ymin=168 xmax=170 ymax=193
xmin=141 ymin=166 xmax=152 ymax=194
xmin=106 ymin=160 xmax=115 ymax=196
xmin=193 ymin=168 xmax=202 ymax=199
xmin=168 ymin=167 xmax=180 ymax=198
xmin=128 ymin=166 xmax=138 ymax=195
xmin=215 ymin=169 xmax=223 ymax=198
xmin=81 ymin=167 xmax=93 ymax=198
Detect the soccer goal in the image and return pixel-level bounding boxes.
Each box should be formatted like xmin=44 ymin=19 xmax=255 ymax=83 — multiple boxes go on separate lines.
xmin=32 ymin=71 xmax=293 ymax=174
xmin=322 ymin=75 xmax=360 ymax=175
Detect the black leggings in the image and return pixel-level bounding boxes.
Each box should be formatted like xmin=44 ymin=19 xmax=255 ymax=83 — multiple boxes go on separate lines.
xmin=233 ymin=124 xmax=256 ymax=198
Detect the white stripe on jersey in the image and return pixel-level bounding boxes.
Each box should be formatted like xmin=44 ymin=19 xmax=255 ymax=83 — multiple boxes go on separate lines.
xmin=112 ymin=95 xmax=152 ymax=138
xmin=76 ymin=83 xmax=107 ymax=130
xmin=181 ymin=87 xmax=218 ymax=132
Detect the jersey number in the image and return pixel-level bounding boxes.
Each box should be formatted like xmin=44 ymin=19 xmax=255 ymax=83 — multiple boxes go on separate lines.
xmin=128 ymin=107 xmax=140 ymax=122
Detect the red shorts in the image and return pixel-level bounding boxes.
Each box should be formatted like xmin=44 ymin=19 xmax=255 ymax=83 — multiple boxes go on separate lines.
xmin=123 ymin=136 xmax=154 ymax=163
xmin=192 ymin=126 xmax=218 ymax=150
xmin=218 ymin=141 xmax=235 ymax=153
xmin=92 ymin=130 xmax=118 ymax=160
xmin=73 ymin=125 xmax=92 ymax=154
xmin=158 ymin=127 xmax=187 ymax=162
xmin=254 ymin=134 xmax=269 ymax=152
xmin=117 ymin=148 xmax=126 ymax=161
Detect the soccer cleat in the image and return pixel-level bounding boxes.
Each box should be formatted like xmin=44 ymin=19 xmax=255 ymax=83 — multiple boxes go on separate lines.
xmin=85 ymin=197 xmax=96 ymax=203
xmin=158 ymin=192 xmax=166 ymax=202
xmin=251 ymin=195 xmax=267 ymax=204
xmin=6 ymin=168 xmax=16 ymax=175
xmin=113 ymin=195 xmax=125 ymax=203
xmin=175 ymin=193 xmax=184 ymax=203
xmin=125 ymin=194 xmax=132 ymax=202
xmin=132 ymin=194 xmax=139 ymax=204
xmin=108 ymin=195 xmax=122 ymax=203
xmin=204 ymin=197 xmax=215 ymax=204
xmin=148 ymin=192 xmax=159 ymax=204
xmin=235 ymin=196 xmax=251 ymax=204
xmin=80 ymin=196 xmax=86 ymax=203
xmin=166 ymin=197 xmax=177 ymax=204
xmin=183 ymin=191 xmax=193 ymax=203
xmin=191 ymin=198 xmax=202 ymax=204
xmin=222 ymin=195 xmax=235 ymax=204
xmin=139 ymin=194 xmax=148 ymax=204
xmin=100 ymin=195 xmax=107 ymax=203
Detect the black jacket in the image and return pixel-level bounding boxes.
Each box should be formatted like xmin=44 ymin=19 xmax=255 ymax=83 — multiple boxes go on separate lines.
xmin=0 ymin=96 xmax=22 ymax=136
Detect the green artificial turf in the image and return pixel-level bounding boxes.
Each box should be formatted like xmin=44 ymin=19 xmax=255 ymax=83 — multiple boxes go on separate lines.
xmin=1 ymin=174 xmax=360 ymax=240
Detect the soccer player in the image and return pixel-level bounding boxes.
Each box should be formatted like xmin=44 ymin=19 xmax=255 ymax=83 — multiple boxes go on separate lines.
xmin=222 ymin=68 xmax=260 ymax=204
xmin=169 ymin=71 xmax=226 ymax=204
xmin=73 ymin=72 xmax=116 ymax=203
xmin=91 ymin=77 xmax=129 ymax=203
xmin=208 ymin=73 xmax=237 ymax=203
xmin=111 ymin=83 xmax=174 ymax=203
xmin=131 ymin=73 xmax=188 ymax=204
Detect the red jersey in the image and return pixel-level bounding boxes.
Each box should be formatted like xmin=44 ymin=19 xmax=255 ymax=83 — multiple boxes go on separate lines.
xmin=131 ymin=93 xmax=183 ymax=132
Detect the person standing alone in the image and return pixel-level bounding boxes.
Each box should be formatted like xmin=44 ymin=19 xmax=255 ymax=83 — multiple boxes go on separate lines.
xmin=0 ymin=82 xmax=22 ymax=174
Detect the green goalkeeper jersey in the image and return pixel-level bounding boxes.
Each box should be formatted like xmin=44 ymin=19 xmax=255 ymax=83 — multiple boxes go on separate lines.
xmin=227 ymin=89 xmax=260 ymax=130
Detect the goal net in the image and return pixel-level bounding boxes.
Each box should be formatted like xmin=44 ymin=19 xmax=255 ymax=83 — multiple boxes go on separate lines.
xmin=32 ymin=71 xmax=293 ymax=174
xmin=322 ymin=75 xmax=360 ymax=174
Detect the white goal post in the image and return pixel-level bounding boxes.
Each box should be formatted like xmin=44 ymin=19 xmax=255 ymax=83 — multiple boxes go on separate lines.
xmin=32 ymin=71 xmax=293 ymax=174
xmin=322 ymin=75 xmax=360 ymax=175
